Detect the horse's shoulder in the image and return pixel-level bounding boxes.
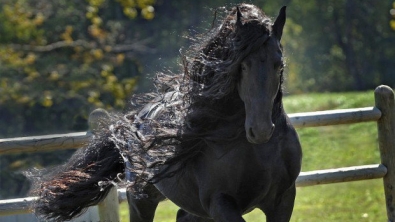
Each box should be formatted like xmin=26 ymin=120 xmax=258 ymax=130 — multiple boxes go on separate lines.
xmin=278 ymin=115 xmax=302 ymax=179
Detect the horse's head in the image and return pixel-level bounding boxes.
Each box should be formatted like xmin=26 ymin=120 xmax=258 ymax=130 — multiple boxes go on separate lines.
xmin=236 ymin=6 xmax=286 ymax=144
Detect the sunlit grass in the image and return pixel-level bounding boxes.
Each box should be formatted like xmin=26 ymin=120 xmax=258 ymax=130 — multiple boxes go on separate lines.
xmin=120 ymin=90 xmax=386 ymax=221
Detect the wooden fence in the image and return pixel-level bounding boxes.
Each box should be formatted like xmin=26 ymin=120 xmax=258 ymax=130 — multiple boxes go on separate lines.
xmin=0 ymin=85 xmax=394 ymax=221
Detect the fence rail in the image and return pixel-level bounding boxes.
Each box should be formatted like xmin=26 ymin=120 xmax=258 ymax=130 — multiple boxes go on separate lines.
xmin=0 ymin=85 xmax=394 ymax=221
xmin=0 ymin=132 xmax=90 ymax=155
xmin=0 ymin=189 xmax=127 ymax=217
xmin=0 ymin=107 xmax=382 ymax=155
xmin=0 ymin=163 xmax=388 ymax=216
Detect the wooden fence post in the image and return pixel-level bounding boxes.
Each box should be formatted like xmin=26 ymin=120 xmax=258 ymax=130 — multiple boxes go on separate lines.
xmin=88 ymin=108 xmax=111 ymax=133
xmin=375 ymin=85 xmax=395 ymax=222
xmin=97 ymin=187 xmax=120 ymax=222
xmin=89 ymin=109 xmax=120 ymax=222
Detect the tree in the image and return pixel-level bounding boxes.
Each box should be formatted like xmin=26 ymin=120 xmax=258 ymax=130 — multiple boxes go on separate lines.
xmin=0 ymin=0 xmax=156 ymax=198
xmin=0 ymin=0 xmax=160 ymax=136
xmin=282 ymin=0 xmax=395 ymax=92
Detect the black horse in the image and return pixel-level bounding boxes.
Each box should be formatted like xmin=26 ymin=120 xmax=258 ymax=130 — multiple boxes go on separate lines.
xmin=31 ymin=4 xmax=302 ymax=222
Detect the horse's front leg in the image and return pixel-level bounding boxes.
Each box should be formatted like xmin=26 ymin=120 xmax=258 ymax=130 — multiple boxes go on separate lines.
xmin=176 ymin=209 xmax=215 ymax=222
xmin=207 ymin=193 xmax=245 ymax=222
xmin=127 ymin=183 xmax=165 ymax=222
xmin=260 ymin=185 xmax=296 ymax=222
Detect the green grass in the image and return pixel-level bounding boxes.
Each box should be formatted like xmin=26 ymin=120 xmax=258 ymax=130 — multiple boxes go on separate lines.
xmin=120 ymin=90 xmax=386 ymax=221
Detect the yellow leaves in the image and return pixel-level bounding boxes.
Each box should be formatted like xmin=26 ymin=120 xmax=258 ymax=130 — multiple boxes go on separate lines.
xmin=101 ymin=64 xmax=113 ymax=76
xmin=24 ymin=68 xmax=39 ymax=82
xmin=141 ymin=6 xmax=154 ymax=20
xmin=25 ymin=53 xmax=36 ymax=64
xmin=123 ymin=78 xmax=137 ymax=95
xmin=92 ymin=64 xmax=137 ymax=108
xmin=0 ymin=79 xmax=8 ymax=89
xmin=0 ymin=1 xmax=145 ymax=112
xmin=123 ymin=7 xmax=138 ymax=18
xmin=61 ymin=26 xmax=74 ymax=43
xmin=0 ymin=47 xmax=37 ymax=70
xmin=85 ymin=0 xmax=107 ymax=40
xmin=117 ymin=0 xmax=156 ymax=19
xmin=9 ymin=160 xmax=26 ymax=170
xmin=41 ymin=98 xmax=53 ymax=107
xmin=83 ymin=0 xmax=156 ymax=51
xmin=116 ymin=53 xmax=125 ymax=64
xmin=115 ymin=99 xmax=125 ymax=108
xmin=2 ymin=0 xmax=45 ymax=41
xmin=87 ymin=0 xmax=105 ymax=7
xmin=74 ymin=47 xmax=108 ymax=64
xmin=71 ymin=80 xmax=93 ymax=91
xmin=0 ymin=48 xmax=40 ymax=95
xmin=390 ymin=20 xmax=395 ymax=31
xmin=88 ymin=25 xmax=101 ymax=37
xmin=107 ymin=75 xmax=118 ymax=83
xmin=81 ymin=51 xmax=94 ymax=64
xmin=137 ymin=0 xmax=156 ymax=20
xmin=104 ymin=45 xmax=112 ymax=52
xmin=88 ymin=25 xmax=107 ymax=40
xmin=92 ymin=17 xmax=103 ymax=26
xmin=117 ymin=0 xmax=136 ymax=8
xmin=3 ymin=2 xmax=32 ymax=23
xmin=49 ymin=71 xmax=60 ymax=81
xmin=91 ymin=49 xmax=104 ymax=60
xmin=41 ymin=91 xmax=53 ymax=107
xmin=88 ymin=91 xmax=100 ymax=103
xmin=86 ymin=11 xmax=95 ymax=20
xmin=1 ymin=2 xmax=145 ymax=108
xmin=34 ymin=12 xmax=45 ymax=25
xmin=16 ymin=96 xmax=31 ymax=104
xmin=136 ymin=0 xmax=155 ymax=9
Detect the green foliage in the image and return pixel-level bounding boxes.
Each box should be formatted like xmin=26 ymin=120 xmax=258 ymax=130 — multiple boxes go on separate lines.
xmin=119 ymin=90 xmax=385 ymax=221
xmin=123 ymin=0 xmax=395 ymax=93
xmin=0 ymin=0 xmax=156 ymax=198
xmin=0 ymin=0 xmax=157 ymax=137
xmin=282 ymin=1 xmax=395 ymax=92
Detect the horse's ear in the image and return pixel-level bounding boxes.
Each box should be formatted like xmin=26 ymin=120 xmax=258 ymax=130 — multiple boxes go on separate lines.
xmin=236 ymin=6 xmax=243 ymax=28
xmin=272 ymin=6 xmax=286 ymax=41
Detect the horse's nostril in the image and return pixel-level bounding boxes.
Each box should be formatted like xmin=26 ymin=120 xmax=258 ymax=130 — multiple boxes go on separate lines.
xmin=249 ymin=128 xmax=255 ymax=138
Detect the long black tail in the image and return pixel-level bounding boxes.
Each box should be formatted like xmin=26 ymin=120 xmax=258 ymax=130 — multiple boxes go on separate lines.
xmin=29 ymin=133 xmax=124 ymax=221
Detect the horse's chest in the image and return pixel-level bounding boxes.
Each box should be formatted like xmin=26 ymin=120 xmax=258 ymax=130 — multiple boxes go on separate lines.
xmin=157 ymin=142 xmax=291 ymax=217
xmin=200 ymin=143 xmax=285 ymax=195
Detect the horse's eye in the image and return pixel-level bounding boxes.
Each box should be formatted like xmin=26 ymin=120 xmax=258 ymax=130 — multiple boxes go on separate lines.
xmin=241 ymin=64 xmax=247 ymax=71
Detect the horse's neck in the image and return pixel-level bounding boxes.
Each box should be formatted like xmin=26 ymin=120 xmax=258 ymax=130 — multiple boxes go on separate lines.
xmin=184 ymin=93 xmax=244 ymax=139
xmin=272 ymin=102 xmax=290 ymax=133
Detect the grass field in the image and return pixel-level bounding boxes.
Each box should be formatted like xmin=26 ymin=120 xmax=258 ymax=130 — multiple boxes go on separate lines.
xmin=119 ymin=90 xmax=386 ymax=221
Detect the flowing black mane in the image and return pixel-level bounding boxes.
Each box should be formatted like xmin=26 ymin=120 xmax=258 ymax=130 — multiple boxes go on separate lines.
xmin=33 ymin=3 xmax=286 ymax=200
xmin=112 ymin=4 xmax=286 ymax=195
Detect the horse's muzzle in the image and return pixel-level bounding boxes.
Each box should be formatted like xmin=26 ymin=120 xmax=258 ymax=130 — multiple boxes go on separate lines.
xmin=246 ymin=123 xmax=275 ymax=144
